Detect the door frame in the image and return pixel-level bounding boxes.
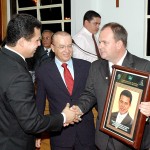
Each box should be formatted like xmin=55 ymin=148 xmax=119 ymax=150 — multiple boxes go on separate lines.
xmin=0 ymin=0 xmax=7 ymax=44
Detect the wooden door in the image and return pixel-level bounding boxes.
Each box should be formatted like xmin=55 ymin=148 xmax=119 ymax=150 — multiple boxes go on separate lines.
xmin=0 ymin=0 xmax=7 ymax=44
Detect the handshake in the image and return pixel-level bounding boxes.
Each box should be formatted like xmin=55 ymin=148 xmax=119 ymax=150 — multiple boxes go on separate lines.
xmin=62 ymin=103 xmax=83 ymax=127
xmin=35 ymin=103 xmax=83 ymax=148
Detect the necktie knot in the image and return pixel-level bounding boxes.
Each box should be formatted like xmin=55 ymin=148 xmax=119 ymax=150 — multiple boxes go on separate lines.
xmin=61 ymin=63 xmax=67 ymax=68
xmin=45 ymin=49 xmax=49 ymax=56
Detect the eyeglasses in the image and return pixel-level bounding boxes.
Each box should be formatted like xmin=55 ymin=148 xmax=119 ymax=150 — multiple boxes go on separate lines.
xmin=53 ymin=44 xmax=73 ymax=50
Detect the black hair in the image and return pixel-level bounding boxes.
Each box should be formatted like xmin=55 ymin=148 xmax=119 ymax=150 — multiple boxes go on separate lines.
xmin=6 ymin=13 xmax=42 ymax=47
xmin=120 ymin=90 xmax=132 ymax=103
xmin=83 ymin=10 xmax=101 ymax=24
xmin=101 ymin=22 xmax=128 ymax=48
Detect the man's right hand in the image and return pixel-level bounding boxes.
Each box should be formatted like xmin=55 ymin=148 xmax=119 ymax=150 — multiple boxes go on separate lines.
xmin=62 ymin=103 xmax=76 ymax=126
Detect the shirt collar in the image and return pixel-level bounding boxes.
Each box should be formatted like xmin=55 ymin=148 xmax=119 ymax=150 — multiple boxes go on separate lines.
xmin=44 ymin=47 xmax=51 ymax=52
xmin=55 ymin=57 xmax=73 ymax=67
xmin=118 ymin=111 xmax=128 ymax=118
xmin=109 ymin=50 xmax=127 ymax=74
xmin=5 ymin=45 xmax=25 ymax=61
xmin=82 ymin=27 xmax=92 ymax=36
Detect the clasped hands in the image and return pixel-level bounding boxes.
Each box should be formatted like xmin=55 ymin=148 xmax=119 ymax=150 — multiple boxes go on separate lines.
xmin=35 ymin=103 xmax=82 ymax=149
xmin=62 ymin=103 xmax=83 ymax=127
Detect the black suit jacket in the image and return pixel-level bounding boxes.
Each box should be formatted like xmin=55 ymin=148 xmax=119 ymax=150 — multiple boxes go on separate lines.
xmin=77 ymin=51 xmax=150 ymax=150
xmin=26 ymin=45 xmax=55 ymax=71
xmin=110 ymin=112 xmax=133 ymax=134
xmin=0 ymin=47 xmax=63 ymax=150
xmin=35 ymin=58 xmax=95 ymax=147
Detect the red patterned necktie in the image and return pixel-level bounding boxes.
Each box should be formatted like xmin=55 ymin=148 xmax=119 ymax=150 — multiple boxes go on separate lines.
xmin=92 ymin=34 xmax=101 ymax=59
xmin=62 ymin=63 xmax=74 ymax=95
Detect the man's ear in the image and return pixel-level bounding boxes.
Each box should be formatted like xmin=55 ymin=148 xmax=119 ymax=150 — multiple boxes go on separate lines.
xmin=84 ymin=20 xmax=89 ymax=26
xmin=51 ymin=44 xmax=55 ymax=53
xmin=18 ymin=37 xmax=25 ymax=47
xmin=116 ymin=40 xmax=123 ymax=49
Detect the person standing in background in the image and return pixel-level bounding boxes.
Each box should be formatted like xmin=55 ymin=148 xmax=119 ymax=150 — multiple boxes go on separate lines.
xmin=73 ymin=10 xmax=101 ymax=62
xmin=34 ymin=30 xmax=55 ymax=69
xmin=26 ymin=30 xmax=55 ymax=71
xmin=35 ymin=31 xmax=95 ymax=150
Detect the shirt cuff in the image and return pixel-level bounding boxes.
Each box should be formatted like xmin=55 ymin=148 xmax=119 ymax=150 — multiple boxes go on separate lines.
xmin=61 ymin=112 xmax=66 ymax=123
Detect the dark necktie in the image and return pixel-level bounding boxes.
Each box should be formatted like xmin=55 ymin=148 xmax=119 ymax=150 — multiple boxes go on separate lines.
xmin=92 ymin=34 xmax=101 ymax=59
xmin=62 ymin=63 xmax=74 ymax=95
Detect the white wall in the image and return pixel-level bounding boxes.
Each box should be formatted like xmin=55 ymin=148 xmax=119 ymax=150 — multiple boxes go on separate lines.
xmin=71 ymin=0 xmax=147 ymax=59
xmin=7 ymin=0 xmax=10 ymax=22
xmin=71 ymin=0 xmax=101 ymax=36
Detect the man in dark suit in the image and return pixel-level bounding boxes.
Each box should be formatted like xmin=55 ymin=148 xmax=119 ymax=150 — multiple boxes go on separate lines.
xmin=35 ymin=31 xmax=95 ymax=150
xmin=0 ymin=14 xmax=80 ymax=150
xmin=110 ymin=90 xmax=133 ymax=134
xmin=33 ymin=30 xmax=55 ymax=69
xmin=72 ymin=22 xmax=150 ymax=150
xmin=26 ymin=30 xmax=55 ymax=82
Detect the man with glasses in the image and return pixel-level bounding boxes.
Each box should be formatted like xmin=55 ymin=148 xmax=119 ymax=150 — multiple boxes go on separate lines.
xmin=35 ymin=31 xmax=95 ymax=150
xmin=34 ymin=30 xmax=55 ymax=69
xmin=73 ymin=10 xmax=101 ymax=62
xmin=26 ymin=30 xmax=55 ymax=72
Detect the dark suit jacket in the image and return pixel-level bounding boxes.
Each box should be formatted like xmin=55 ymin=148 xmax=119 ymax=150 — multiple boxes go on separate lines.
xmin=110 ymin=112 xmax=133 ymax=134
xmin=0 ymin=47 xmax=63 ymax=150
xmin=35 ymin=58 xmax=95 ymax=147
xmin=26 ymin=45 xmax=55 ymax=71
xmin=77 ymin=51 xmax=150 ymax=150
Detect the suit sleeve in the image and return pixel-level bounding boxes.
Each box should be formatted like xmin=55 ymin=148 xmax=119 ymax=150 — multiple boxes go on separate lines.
xmin=35 ymin=70 xmax=47 ymax=114
xmin=6 ymin=71 xmax=63 ymax=134
xmin=77 ymin=63 xmax=97 ymax=113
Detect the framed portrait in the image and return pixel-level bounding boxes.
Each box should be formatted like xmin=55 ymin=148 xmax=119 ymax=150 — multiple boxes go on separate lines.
xmin=100 ymin=65 xmax=150 ymax=149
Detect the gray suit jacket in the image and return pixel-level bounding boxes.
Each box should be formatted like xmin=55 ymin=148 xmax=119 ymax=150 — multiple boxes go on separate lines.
xmin=78 ymin=51 xmax=150 ymax=150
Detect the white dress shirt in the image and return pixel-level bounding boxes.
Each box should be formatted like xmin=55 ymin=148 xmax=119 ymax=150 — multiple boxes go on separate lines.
xmin=109 ymin=50 xmax=127 ymax=74
xmin=44 ymin=47 xmax=51 ymax=56
xmin=116 ymin=112 xmax=128 ymax=124
xmin=73 ymin=27 xmax=98 ymax=62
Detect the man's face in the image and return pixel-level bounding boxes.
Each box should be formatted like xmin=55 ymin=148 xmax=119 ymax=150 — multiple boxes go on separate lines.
xmin=42 ymin=31 xmax=53 ymax=49
xmin=118 ymin=95 xmax=131 ymax=115
xmin=98 ymin=27 xmax=121 ymax=64
xmin=51 ymin=35 xmax=73 ymax=62
xmin=23 ymin=28 xmax=41 ymax=58
xmin=85 ymin=17 xmax=101 ymax=34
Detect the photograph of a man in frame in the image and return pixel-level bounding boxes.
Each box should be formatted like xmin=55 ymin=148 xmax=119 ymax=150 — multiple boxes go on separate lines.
xmin=109 ymin=90 xmax=133 ymax=133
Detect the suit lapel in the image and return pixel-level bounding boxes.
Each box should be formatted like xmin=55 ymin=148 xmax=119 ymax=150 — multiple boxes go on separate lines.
xmin=121 ymin=113 xmax=130 ymax=124
xmin=1 ymin=47 xmax=28 ymax=70
xmin=100 ymin=60 xmax=111 ymax=82
xmin=122 ymin=51 xmax=135 ymax=69
xmin=48 ymin=60 xmax=70 ymax=95
xmin=72 ymin=59 xmax=81 ymax=94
